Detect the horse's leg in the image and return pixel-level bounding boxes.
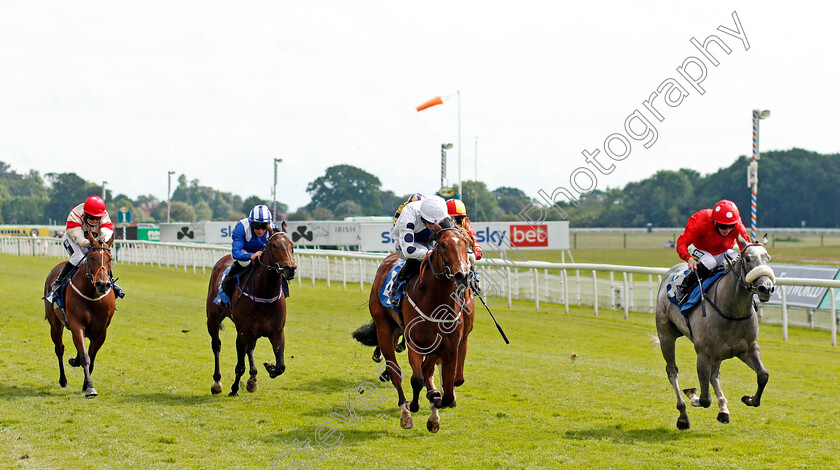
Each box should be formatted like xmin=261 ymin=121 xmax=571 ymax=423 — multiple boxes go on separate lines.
xmin=454 ymin=335 xmax=468 ymax=387
xmin=373 ymin=317 xmax=411 ymax=429
xmin=69 ymin=325 xmax=96 ymax=398
xmin=738 ymin=342 xmax=769 ymax=407
xmin=693 ymin=352 xmax=713 ymax=408
xmin=229 ymin=332 xmax=248 ymax=397
xmin=207 ymin=313 xmax=223 ymax=394
xmin=709 ymin=360 xmax=730 ymax=424
xmin=407 ymin=347 xmax=425 ymax=414
xmin=49 ymin=314 xmax=67 ymax=388
xmin=86 ymin=329 xmax=108 ymax=375
xmin=659 ymin=327 xmax=689 ymax=430
xmin=422 ymin=358 xmax=440 ymax=408
xmin=439 ymin=348 xmax=458 ymax=409
xmin=246 ymin=338 xmax=259 ymax=392
xmin=264 ymin=329 xmax=286 ymax=379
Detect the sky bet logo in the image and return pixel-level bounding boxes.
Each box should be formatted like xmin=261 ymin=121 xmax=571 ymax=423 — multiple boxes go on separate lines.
xmin=383 ymin=224 xmax=548 ymax=248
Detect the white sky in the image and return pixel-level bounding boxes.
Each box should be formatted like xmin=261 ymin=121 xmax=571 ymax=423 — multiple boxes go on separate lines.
xmin=1 ymin=2 xmax=837 ymax=211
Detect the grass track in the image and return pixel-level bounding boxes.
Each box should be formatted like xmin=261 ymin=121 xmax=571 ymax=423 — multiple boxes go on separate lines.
xmin=1 ymin=254 xmax=839 ymax=469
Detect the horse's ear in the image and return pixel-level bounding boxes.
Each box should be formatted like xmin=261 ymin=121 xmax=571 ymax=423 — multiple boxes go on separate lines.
xmin=281 ymin=220 xmax=288 ymax=233
xmin=86 ymin=230 xmax=97 ymax=247
xmin=761 ymin=233 xmax=769 ymax=245
xmin=738 ymin=233 xmax=748 ymax=247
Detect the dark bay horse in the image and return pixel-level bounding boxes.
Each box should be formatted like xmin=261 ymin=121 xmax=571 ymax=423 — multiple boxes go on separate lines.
xmin=206 ymin=223 xmax=296 ymax=396
xmin=655 ymin=235 xmax=775 ymax=430
xmin=44 ymin=232 xmax=116 ymax=398
xmin=354 ymin=225 xmax=474 ymax=432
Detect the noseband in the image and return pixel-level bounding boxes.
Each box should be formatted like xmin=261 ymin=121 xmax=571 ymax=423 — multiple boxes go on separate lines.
xmin=84 ymin=246 xmax=112 ymax=285
xmin=258 ymin=232 xmax=291 ymax=275
xmin=427 ymin=228 xmax=468 ymax=281
xmin=726 ymin=243 xmax=776 ymax=294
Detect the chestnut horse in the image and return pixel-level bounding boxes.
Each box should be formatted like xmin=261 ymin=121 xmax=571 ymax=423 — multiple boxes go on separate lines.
xmin=354 ymin=225 xmax=474 ymax=432
xmin=206 ymin=223 xmax=296 ymax=396
xmin=44 ymin=232 xmax=116 ymax=398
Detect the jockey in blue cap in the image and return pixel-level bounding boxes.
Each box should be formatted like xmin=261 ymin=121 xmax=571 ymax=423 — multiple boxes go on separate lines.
xmin=220 ymin=204 xmax=278 ymax=299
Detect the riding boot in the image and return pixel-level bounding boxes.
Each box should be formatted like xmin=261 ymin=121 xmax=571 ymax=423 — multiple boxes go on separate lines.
xmin=678 ymin=264 xmax=711 ymax=304
xmin=109 ymin=271 xmax=125 ymax=299
xmin=389 ymin=259 xmax=420 ymax=305
xmin=222 ymin=262 xmax=248 ymax=298
xmin=51 ymin=262 xmax=75 ymax=293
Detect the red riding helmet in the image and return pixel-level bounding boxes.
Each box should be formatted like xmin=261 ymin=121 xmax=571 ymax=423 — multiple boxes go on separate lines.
xmin=446 ymin=199 xmax=467 ymax=217
xmin=83 ymin=196 xmax=107 ymax=218
xmin=712 ymin=200 xmax=741 ymax=225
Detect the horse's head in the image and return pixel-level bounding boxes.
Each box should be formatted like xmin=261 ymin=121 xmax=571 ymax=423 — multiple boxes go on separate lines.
xmin=85 ymin=231 xmax=114 ymax=296
xmin=737 ymin=234 xmax=775 ymax=302
xmin=433 ymin=222 xmax=471 ymax=287
xmin=263 ymin=221 xmax=296 ymax=279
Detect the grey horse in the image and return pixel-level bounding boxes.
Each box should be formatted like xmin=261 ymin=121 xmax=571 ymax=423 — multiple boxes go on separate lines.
xmin=655 ymin=235 xmax=776 ymax=430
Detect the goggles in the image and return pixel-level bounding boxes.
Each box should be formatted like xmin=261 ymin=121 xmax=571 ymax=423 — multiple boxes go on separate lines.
xmin=252 ymin=222 xmax=269 ymax=230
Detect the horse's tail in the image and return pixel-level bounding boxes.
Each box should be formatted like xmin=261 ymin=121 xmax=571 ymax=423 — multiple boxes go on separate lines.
xmin=352 ymin=322 xmax=378 ymax=347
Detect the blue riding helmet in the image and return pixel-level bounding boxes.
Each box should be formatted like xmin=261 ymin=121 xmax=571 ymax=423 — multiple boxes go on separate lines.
xmin=248 ymin=205 xmax=272 ymax=223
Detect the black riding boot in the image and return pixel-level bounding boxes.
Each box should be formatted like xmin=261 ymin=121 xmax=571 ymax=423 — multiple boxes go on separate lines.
xmin=678 ymin=264 xmax=710 ymax=303
xmin=389 ymin=258 xmax=420 ymax=305
xmin=51 ymin=262 xmax=75 ymax=293
xmin=109 ymin=271 xmax=125 ymax=299
xmin=222 ymin=262 xmax=248 ymax=298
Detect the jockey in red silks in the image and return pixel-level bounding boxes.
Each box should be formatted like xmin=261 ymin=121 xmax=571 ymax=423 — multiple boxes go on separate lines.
xmin=48 ymin=196 xmax=123 ymax=300
xmin=674 ymin=199 xmax=749 ymax=302
xmin=445 ymin=198 xmax=482 ymax=262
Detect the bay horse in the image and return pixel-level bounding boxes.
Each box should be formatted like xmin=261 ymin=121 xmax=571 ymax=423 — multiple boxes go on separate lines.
xmin=655 ymin=234 xmax=775 ymax=430
xmin=353 ymin=223 xmax=474 ymax=432
xmin=206 ymin=222 xmax=296 ymax=396
xmin=43 ymin=232 xmax=116 ymax=398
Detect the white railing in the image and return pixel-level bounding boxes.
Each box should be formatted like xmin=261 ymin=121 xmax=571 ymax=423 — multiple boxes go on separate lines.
xmin=4 ymin=236 xmax=838 ymax=346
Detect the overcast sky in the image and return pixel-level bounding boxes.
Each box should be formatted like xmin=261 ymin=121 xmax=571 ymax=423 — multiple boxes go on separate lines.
xmin=1 ymin=2 xmax=837 ymax=211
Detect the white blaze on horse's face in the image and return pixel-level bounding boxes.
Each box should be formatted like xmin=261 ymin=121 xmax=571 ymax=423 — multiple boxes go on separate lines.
xmin=742 ymin=244 xmax=775 ymax=302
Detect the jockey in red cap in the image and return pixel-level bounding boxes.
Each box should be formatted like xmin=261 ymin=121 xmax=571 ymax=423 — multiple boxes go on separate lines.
xmin=48 ymin=196 xmax=123 ymax=300
xmin=674 ymin=199 xmax=749 ymax=302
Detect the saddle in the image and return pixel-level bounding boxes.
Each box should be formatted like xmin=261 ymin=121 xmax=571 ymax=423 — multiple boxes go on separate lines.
xmin=666 ymin=266 xmax=728 ymax=315
xmin=42 ymin=265 xmax=81 ymax=329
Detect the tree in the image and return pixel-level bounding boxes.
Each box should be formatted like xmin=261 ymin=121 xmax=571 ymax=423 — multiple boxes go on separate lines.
xmin=305 ymin=165 xmax=383 ymax=216
xmin=1 ymin=196 xmax=47 ymax=224
xmin=380 ymin=190 xmax=406 ymax=217
xmin=461 ymin=180 xmax=501 ymax=221
xmin=492 ymin=186 xmax=532 ymax=217
xmin=241 ymin=195 xmax=268 ymax=214
xmin=168 ymin=201 xmax=196 ymax=222
xmin=311 ymin=207 xmax=335 ymax=220
xmin=44 ymin=173 xmax=96 ymax=224
xmin=334 ymin=200 xmax=362 ymax=219
xmin=194 ymin=201 xmax=213 ymax=221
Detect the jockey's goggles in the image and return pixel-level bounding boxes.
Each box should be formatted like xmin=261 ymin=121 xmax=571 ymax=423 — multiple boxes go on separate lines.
xmin=715 ymin=223 xmax=736 ymax=231
xmin=84 ymin=214 xmax=102 ymax=223
xmin=252 ymin=222 xmax=268 ymax=230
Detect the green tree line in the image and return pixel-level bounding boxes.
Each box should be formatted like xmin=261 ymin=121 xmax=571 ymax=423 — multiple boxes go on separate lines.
xmin=2 ymin=148 xmax=838 ymax=226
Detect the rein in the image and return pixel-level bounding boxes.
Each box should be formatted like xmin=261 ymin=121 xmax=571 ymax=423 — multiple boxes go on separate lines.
xmin=238 ymin=231 xmax=290 ymax=305
xmin=67 ymin=246 xmax=113 ymax=302
xmin=426 ymin=228 xmax=467 ymax=281
xmin=705 ymin=243 xmax=774 ymax=322
xmin=257 ymin=231 xmax=288 ymax=274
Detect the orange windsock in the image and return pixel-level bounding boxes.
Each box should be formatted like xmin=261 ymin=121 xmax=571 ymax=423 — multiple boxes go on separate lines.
xmin=416 ymin=96 xmax=444 ymax=112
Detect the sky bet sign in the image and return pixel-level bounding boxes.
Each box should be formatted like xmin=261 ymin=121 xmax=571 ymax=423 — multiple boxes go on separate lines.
xmin=361 ymin=221 xmax=569 ymax=252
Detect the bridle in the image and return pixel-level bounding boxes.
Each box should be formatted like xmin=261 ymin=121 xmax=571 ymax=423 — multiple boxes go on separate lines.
xmin=84 ymin=246 xmax=112 ymax=285
xmin=724 ymin=242 xmax=776 ymax=294
xmin=257 ymin=231 xmax=291 ymax=275
xmin=426 ymin=227 xmax=468 ymax=281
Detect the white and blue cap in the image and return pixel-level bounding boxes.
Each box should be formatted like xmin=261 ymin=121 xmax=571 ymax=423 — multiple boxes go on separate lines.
xmin=248 ymin=205 xmax=272 ymax=223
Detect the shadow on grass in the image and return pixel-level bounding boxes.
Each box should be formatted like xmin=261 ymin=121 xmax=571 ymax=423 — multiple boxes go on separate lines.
xmin=295 ymin=376 xmax=369 ymax=394
xmin=0 ymin=382 xmax=58 ymax=399
xmin=261 ymin=425 xmax=392 ymax=447
xmin=121 ymin=391 xmax=217 ymax=406
xmin=564 ymin=425 xmax=711 ymax=443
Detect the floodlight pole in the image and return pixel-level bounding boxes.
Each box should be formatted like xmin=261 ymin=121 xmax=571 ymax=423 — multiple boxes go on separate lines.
xmin=167 ymin=171 xmax=175 ymax=223
xmin=272 ymin=158 xmax=283 ymax=220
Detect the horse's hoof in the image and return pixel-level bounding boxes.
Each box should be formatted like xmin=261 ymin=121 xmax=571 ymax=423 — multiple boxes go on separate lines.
xmin=68 ymin=357 xmax=79 ymax=367
xmin=409 ymin=401 xmax=419 ymax=413
xmin=699 ymin=398 xmax=712 ymax=408
xmin=228 ymin=391 xmax=239 ymax=397
xmin=676 ymin=417 xmax=690 ymax=430
xmin=210 ymin=382 xmax=222 ymax=395
xmin=246 ymin=378 xmax=258 ymax=393
xmin=59 ymin=380 xmax=67 ymax=388
xmin=264 ymin=362 xmax=285 ymax=378
xmin=84 ymin=388 xmax=98 ymax=398
xmin=372 ymin=349 xmax=383 ymax=363
xmin=379 ymin=370 xmax=391 ymax=383
xmin=454 ymin=379 xmax=465 ymax=387
xmin=427 ymin=418 xmax=440 ymax=433
xmin=395 ymin=338 xmax=406 ymax=353
xmin=741 ymin=395 xmax=759 ymax=407
xmin=426 ymin=390 xmax=441 ymax=402
xmin=717 ymin=412 xmax=731 ymax=424
xmin=682 ymin=387 xmax=697 ymax=398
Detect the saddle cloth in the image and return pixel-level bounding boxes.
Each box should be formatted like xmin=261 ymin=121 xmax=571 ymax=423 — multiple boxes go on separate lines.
xmin=378 ymin=259 xmax=406 ymax=309
xmin=42 ymin=265 xmax=81 ymax=328
xmin=213 ymin=265 xmax=288 ymax=308
xmin=666 ymin=266 xmax=727 ymax=314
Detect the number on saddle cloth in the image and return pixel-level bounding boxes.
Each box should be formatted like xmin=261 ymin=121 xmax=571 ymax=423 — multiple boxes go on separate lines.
xmin=379 ymin=259 xmax=407 ymax=308
xmin=666 ymin=266 xmax=727 ymax=314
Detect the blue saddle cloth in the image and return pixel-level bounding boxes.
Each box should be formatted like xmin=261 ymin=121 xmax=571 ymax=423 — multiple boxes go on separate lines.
xmin=379 ymin=259 xmax=406 ymax=309
xmin=667 ymin=267 xmax=727 ymax=315
xmin=42 ymin=265 xmax=81 ymax=327
xmin=213 ymin=265 xmax=288 ymax=308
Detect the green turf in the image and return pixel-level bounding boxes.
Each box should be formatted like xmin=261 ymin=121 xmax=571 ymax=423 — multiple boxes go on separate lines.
xmin=1 ymin=254 xmax=839 ymax=469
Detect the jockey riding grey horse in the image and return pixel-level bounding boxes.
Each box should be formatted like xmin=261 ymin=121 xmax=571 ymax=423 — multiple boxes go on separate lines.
xmin=655 ymin=234 xmax=775 ymax=430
